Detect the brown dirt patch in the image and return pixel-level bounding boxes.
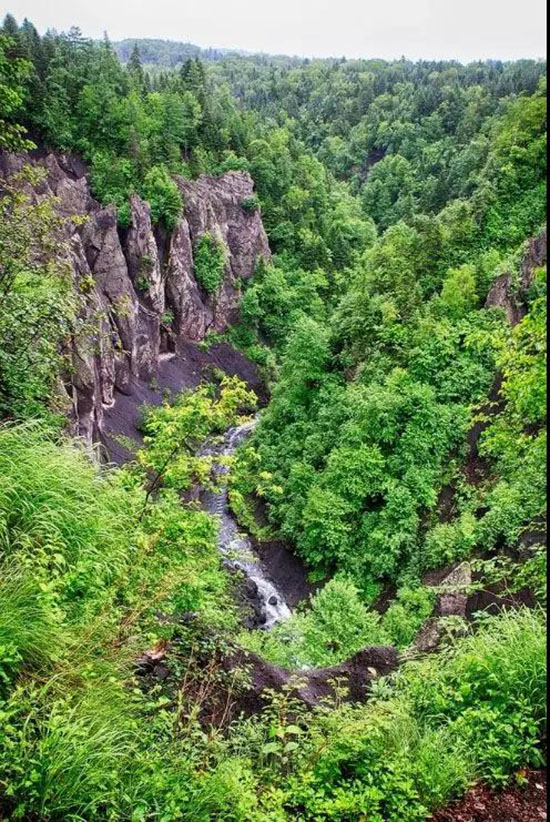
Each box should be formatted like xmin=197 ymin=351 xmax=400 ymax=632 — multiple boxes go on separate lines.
xmin=433 ymin=769 xmax=547 ymax=822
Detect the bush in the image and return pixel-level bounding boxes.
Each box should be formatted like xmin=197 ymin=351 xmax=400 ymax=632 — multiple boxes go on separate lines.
xmin=142 ymin=165 xmax=182 ymax=230
xmin=381 ymin=585 xmax=436 ymax=647
xmin=89 ymin=150 xmax=137 ymax=227
xmin=401 ymin=607 xmax=547 ymax=785
xmin=240 ymin=577 xmax=385 ymax=668
xmin=423 ymin=513 xmax=478 ymax=570
xmin=241 ymin=195 xmax=260 ymax=213
xmin=193 ymin=232 xmax=227 ymax=294
xmin=217 ymin=151 xmax=250 ymax=173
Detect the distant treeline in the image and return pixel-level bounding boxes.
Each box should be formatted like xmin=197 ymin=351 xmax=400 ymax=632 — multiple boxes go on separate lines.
xmin=113 ymin=37 xmax=225 ymax=66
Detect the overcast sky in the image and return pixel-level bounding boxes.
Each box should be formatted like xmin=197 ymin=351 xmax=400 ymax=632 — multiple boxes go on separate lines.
xmin=2 ymin=0 xmax=547 ymax=61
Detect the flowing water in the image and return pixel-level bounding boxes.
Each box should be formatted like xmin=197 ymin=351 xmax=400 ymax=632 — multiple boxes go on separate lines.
xmin=201 ymin=418 xmax=291 ymax=629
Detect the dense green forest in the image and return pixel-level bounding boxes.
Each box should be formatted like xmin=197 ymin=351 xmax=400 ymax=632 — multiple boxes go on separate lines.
xmin=0 ymin=15 xmax=547 ymax=820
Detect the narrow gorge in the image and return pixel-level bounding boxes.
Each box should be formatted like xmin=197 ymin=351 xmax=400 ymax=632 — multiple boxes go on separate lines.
xmin=0 ymin=20 xmax=546 ymax=821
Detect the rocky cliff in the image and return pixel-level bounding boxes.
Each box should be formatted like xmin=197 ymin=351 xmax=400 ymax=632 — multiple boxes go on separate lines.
xmin=0 ymin=152 xmax=270 ymax=444
xmin=485 ymin=227 xmax=547 ymax=324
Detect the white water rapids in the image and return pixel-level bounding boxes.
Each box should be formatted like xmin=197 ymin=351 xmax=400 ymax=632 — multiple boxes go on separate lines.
xmin=200 ymin=418 xmax=291 ymax=629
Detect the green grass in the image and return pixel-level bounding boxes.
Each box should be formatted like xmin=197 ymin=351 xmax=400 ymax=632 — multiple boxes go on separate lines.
xmin=0 ymin=567 xmax=61 ymax=686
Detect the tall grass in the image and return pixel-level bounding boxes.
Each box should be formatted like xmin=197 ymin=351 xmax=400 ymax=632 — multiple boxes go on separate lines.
xmin=0 ymin=566 xmax=61 ymax=686
xmin=0 ymin=423 xmax=141 ymax=610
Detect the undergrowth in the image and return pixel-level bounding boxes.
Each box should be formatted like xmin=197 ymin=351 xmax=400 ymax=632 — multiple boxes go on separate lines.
xmin=0 ymin=415 xmax=546 ymax=820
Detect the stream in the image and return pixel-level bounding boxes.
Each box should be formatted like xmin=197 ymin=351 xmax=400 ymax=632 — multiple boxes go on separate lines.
xmin=201 ymin=418 xmax=292 ymax=629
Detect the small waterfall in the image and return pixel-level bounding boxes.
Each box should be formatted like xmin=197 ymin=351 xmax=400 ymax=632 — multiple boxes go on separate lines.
xmin=201 ymin=418 xmax=291 ymax=629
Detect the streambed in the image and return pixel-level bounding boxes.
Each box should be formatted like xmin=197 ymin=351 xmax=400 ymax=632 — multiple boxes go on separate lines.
xmin=200 ymin=418 xmax=292 ymax=629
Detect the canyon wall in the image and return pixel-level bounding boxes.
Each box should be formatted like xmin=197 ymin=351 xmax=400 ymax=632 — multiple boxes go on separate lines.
xmin=0 ymin=152 xmax=270 ymax=444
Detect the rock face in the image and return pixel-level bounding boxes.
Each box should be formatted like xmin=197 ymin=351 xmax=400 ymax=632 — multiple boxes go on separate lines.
xmin=485 ymin=228 xmax=547 ymax=325
xmin=185 ymin=643 xmax=399 ymax=724
xmin=412 ymin=562 xmax=471 ymax=654
xmin=220 ymin=645 xmax=399 ymax=717
xmin=0 ymin=151 xmax=270 ymax=445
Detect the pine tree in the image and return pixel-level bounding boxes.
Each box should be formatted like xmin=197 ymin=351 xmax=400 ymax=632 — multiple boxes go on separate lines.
xmin=127 ymin=41 xmax=146 ymax=93
xmin=1 ymin=13 xmax=19 ymax=37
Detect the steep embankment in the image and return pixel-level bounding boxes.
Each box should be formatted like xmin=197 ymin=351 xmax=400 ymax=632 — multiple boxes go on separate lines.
xmin=0 ymin=151 xmax=270 ymax=451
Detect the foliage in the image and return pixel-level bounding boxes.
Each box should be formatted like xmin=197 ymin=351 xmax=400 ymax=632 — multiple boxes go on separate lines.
xmin=139 ymin=376 xmax=256 ymax=492
xmin=0 ymin=16 xmax=547 ymax=818
xmin=88 ymin=149 xmax=136 ymax=225
xmin=0 ymin=435 xmax=545 ymax=822
xmin=242 ymin=608 xmax=546 ymax=820
xmin=230 ymin=73 xmax=545 ymax=592
xmin=0 ymin=168 xmax=79 ymax=420
xmin=242 ymin=577 xmax=384 ymax=668
xmin=0 ymin=34 xmax=34 ymax=151
xmin=399 ymin=608 xmax=547 ymax=785
xmin=193 ymin=232 xmax=227 ymax=294
xmin=241 ymin=577 xmax=436 ymax=668
xmin=142 ymin=164 xmax=182 ymax=229
xmin=240 ymin=194 xmax=260 ymax=212
xmin=0 ymin=419 xmax=254 ymax=819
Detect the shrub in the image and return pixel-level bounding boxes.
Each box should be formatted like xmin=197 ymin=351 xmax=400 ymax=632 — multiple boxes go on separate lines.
xmin=217 ymin=151 xmax=250 ymax=173
xmin=400 ymin=607 xmax=547 ymax=784
xmin=194 ymin=232 xmax=227 ymax=294
xmin=241 ymin=195 xmax=260 ymax=213
xmin=270 ymin=608 xmax=546 ymax=819
xmin=381 ymin=585 xmax=436 ymax=647
xmin=139 ymin=376 xmax=256 ymax=492
xmin=423 ymin=513 xmax=478 ymax=570
xmin=89 ymin=150 xmax=137 ymax=227
xmin=240 ymin=577 xmax=385 ymax=668
xmin=142 ymin=165 xmax=182 ymax=230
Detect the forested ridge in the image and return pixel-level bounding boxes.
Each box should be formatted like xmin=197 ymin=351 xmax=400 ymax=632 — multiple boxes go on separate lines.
xmin=0 ymin=14 xmax=547 ymax=820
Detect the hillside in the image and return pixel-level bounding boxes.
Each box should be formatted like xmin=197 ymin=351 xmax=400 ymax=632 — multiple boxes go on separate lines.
xmin=0 ymin=15 xmax=547 ymax=821
xmin=113 ymin=38 xmax=228 ymax=66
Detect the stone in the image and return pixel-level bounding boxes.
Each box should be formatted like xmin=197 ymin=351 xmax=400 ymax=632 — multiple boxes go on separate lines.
xmin=153 ymin=664 xmax=170 ymax=681
xmin=244 ymin=580 xmax=259 ymax=598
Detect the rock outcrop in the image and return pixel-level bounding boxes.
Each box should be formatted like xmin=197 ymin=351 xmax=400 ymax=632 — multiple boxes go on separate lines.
xmin=0 ymin=151 xmax=270 ymax=445
xmin=137 ymin=639 xmax=399 ymax=724
xmin=218 ymin=644 xmax=398 ymax=717
xmin=411 ymin=562 xmax=471 ymax=655
xmin=485 ymin=228 xmax=547 ymax=325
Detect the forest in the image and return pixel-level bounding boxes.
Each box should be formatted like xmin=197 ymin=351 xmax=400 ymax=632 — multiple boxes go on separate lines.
xmin=0 ymin=14 xmax=547 ymax=821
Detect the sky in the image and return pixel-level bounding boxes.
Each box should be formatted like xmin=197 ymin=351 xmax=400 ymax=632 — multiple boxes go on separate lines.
xmin=1 ymin=0 xmax=547 ymax=62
